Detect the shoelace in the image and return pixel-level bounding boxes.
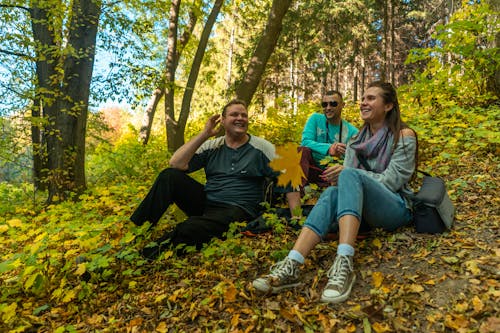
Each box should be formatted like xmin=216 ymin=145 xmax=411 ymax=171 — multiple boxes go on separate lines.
xmin=326 ymin=255 xmax=352 ymax=287
xmin=269 ymin=258 xmax=296 ymax=279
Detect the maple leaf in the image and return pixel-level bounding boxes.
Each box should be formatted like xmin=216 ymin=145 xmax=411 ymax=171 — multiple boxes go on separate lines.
xmin=269 ymin=142 xmax=306 ymax=189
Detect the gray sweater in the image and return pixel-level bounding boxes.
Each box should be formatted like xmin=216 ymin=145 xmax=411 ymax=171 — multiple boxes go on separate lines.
xmin=344 ymin=135 xmax=417 ymax=193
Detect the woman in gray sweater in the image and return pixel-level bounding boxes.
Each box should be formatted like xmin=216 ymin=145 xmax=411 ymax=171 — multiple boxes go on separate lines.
xmin=253 ymin=81 xmax=417 ymax=303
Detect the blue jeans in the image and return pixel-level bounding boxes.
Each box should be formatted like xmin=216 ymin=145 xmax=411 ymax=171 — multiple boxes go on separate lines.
xmin=303 ymin=167 xmax=412 ymax=238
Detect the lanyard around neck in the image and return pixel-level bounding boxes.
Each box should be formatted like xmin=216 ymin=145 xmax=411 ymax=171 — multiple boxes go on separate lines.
xmin=326 ymin=120 xmax=343 ymax=144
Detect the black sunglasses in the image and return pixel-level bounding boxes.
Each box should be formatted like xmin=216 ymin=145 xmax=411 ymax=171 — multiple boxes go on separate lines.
xmin=321 ymin=101 xmax=338 ymax=108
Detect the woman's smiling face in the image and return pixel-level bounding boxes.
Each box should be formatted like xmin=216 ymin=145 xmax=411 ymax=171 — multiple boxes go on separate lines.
xmin=360 ymin=86 xmax=393 ymax=125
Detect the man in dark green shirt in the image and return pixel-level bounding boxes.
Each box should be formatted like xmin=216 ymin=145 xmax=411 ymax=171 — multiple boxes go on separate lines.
xmin=131 ymin=99 xmax=284 ymax=259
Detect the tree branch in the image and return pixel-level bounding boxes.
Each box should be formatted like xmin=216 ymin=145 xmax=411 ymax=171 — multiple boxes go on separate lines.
xmin=0 ymin=4 xmax=31 ymax=12
xmin=0 ymin=48 xmax=31 ymax=59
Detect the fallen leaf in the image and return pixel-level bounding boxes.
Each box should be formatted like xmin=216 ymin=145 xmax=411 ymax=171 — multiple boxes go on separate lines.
xmin=372 ymin=271 xmax=384 ymax=288
xmin=223 ymin=283 xmax=237 ymax=303
xmin=407 ymin=284 xmax=424 ymax=293
xmin=372 ymin=321 xmax=391 ymax=333
xmin=156 ymin=322 xmax=168 ymax=333
xmin=479 ymin=316 xmax=500 ymax=333
xmin=472 ymin=296 xmax=484 ymax=313
xmin=7 ymin=219 xmax=22 ymax=228
xmin=75 ymin=263 xmax=86 ymax=276
xmin=372 ymin=238 xmax=382 ymax=249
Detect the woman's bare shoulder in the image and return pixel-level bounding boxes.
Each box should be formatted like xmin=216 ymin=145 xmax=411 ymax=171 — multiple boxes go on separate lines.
xmin=400 ymin=127 xmax=416 ymax=137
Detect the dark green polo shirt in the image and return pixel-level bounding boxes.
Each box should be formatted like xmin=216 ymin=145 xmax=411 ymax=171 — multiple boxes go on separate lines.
xmin=187 ymin=134 xmax=276 ymax=217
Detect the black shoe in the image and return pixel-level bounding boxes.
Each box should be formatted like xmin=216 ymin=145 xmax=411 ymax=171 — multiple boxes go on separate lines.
xmin=140 ymin=244 xmax=162 ymax=260
xmin=140 ymin=232 xmax=173 ymax=260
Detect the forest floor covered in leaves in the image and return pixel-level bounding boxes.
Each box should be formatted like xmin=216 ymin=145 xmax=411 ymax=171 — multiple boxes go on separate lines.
xmin=1 ymin=152 xmax=499 ymax=332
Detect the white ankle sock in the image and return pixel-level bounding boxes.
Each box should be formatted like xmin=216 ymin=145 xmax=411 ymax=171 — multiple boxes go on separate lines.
xmin=287 ymin=249 xmax=305 ymax=264
xmin=337 ymin=243 xmax=355 ymax=257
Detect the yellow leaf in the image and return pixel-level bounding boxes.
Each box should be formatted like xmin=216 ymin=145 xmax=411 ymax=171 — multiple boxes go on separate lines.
xmin=454 ymin=301 xmax=468 ymax=313
xmin=0 ymin=225 xmax=8 ymax=233
xmin=472 ymin=296 xmax=484 ymax=312
xmin=230 ymin=314 xmax=240 ymax=328
xmin=75 ymin=263 xmax=86 ymax=276
xmin=61 ymin=289 xmax=76 ymax=303
xmin=408 ymin=284 xmax=424 ymax=293
xmin=263 ymin=309 xmax=276 ymax=320
xmin=162 ymin=250 xmax=174 ymax=260
xmin=442 ymin=256 xmax=459 ymax=264
xmin=223 ymin=283 xmax=237 ymax=303
xmin=1 ymin=302 xmax=17 ymax=324
xmin=372 ymin=322 xmax=391 ymax=333
xmin=445 ymin=314 xmax=469 ymax=330
xmin=372 ymin=238 xmax=382 ymax=249
xmin=269 ymin=143 xmax=306 ymax=189
xmin=155 ymin=294 xmax=167 ymax=303
xmin=464 ymin=260 xmax=481 ymax=274
xmin=372 ymin=271 xmax=384 ymax=288
xmin=7 ymin=219 xmax=22 ymax=228
xmin=156 ymin=322 xmax=168 ymax=333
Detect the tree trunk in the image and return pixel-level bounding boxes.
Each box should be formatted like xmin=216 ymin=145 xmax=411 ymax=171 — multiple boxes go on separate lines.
xmin=226 ymin=26 xmax=235 ymax=89
xmin=139 ymin=88 xmax=164 ymax=144
xmin=30 ymin=0 xmax=101 ymax=203
xmin=381 ymin=0 xmax=389 ymax=81
xmin=234 ymin=0 xmax=293 ymax=106
xmin=30 ymin=5 xmax=56 ymax=191
xmin=164 ymin=0 xmax=181 ymax=153
xmin=59 ymin=0 xmax=101 ymax=198
xmin=172 ymin=0 xmax=224 ymax=150
xmin=139 ymin=7 xmax=197 ymax=145
xmin=30 ymin=98 xmax=46 ymax=190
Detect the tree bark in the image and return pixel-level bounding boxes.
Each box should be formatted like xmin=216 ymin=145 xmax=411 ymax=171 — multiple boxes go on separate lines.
xmin=30 ymin=0 xmax=101 ymax=203
xmin=58 ymin=0 xmax=101 ymax=199
xmin=139 ymin=6 xmax=197 ymax=145
xmin=234 ymin=0 xmax=293 ymax=106
xmin=30 ymin=5 xmax=58 ymax=191
xmin=171 ymin=0 xmax=224 ymax=150
xmin=139 ymin=88 xmax=164 ymax=144
xmin=164 ymin=0 xmax=181 ymax=152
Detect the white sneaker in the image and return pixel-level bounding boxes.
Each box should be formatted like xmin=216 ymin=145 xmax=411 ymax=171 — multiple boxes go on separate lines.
xmin=320 ymin=255 xmax=356 ymax=303
xmin=253 ymin=257 xmax=302 ymax=293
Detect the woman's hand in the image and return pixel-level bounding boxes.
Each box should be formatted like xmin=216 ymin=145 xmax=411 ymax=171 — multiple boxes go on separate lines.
xmin=320 ymin=165 xmax=344 ymax=185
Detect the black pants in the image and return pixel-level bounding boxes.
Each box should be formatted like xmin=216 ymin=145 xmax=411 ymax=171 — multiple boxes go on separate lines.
xmin=130 ymin=168 xmax=252 ymax=257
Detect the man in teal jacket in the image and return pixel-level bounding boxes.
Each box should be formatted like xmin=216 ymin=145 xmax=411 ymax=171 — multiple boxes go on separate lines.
xmin=301 ymin=90 xmax=359 ymax=188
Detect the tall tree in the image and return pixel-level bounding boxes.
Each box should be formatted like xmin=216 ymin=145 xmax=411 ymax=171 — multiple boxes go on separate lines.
xmin=35 ymin=0 xmax=102 ymax=202
xmin=172 ymin=0 xmax=224 ymax=149
xmin=136 ymin=0 xmax=224 ymax=151
xmin=1 ymin=0 xmax=102 ymax=202
xmin=234 ymin=0 xmax=293 ymax=105
xmin=138 ymin=6 xmax=197 ymax=145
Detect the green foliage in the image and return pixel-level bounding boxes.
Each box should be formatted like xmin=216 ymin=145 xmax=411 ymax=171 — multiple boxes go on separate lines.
xmin=406 ymin=1 xmax=499 ymax=107
xmin=86 ymin=130 xmax=170 ymax=185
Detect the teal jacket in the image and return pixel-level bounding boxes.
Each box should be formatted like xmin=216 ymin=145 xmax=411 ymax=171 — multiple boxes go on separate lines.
xmin=301 ymin=113 xmax=358 ymax=166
